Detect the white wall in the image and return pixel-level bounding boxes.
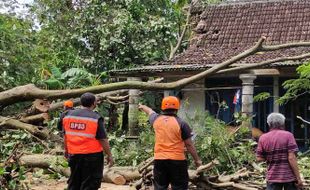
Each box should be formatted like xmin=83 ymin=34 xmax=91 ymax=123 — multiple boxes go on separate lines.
xmin=179 ymin=89 xmax=205 ymax=119
xmin=163 ymin=80 xmax=206 ymax=122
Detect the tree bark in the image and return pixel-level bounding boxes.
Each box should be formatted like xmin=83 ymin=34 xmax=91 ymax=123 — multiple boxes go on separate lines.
xmin=103 ymin=169 xmax=127 ymax=185
xmin=20 ymin=113 xmax=49 ymax=124
xmin=19 ymin=154 xmax=141 ymax=185
xmin=1 ymin=39 xmax=310 ymax=108
xmin=122 ymin=102 xmax=129 ymax=131
xmin=0 ymin=116 xmax=49 ymax=139
xmin=108 ymin=104 xmax=117 ymax=132
xmin=48 ymin=90 xmax=129 ymax=112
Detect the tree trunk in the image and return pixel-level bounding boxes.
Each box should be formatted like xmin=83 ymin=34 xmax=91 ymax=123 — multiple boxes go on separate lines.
xmin=19 ymin=154 xmax=141 ymax=185
xmin=122 ymin=102 xmax=129 ymax=131
xmin=108 ymin=104 xmax=118 ymax=132
xmin=20 ymin=113 xmax=49 ymax=124
xmin=0 ymin=116 xmax=49 ymax=139
xmin=1 ymin=39 xmax=310 ymax=108
xmin=103 ymin=169 xmax=127 ymax=185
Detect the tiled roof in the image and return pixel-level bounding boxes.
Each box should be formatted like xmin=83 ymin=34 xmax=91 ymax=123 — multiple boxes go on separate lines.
xmin=111 ymin=0 xmax=310 ymax=75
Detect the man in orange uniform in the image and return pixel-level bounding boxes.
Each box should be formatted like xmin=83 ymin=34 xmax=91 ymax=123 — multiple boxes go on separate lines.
xmin=57 ymin=100 xmax=74 ymax=131
xmin=59 ymin=93 xmax=113 ymax=190
xmin=57 ymin=100 xmax=75 ymax=159
xmin=139 ymin=96 xmax=202 ymax=190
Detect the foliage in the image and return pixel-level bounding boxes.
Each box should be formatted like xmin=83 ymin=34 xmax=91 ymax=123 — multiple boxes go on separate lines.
xmin=39 ymin=65 xmax=107 ymax=89
xmin=0 ymin=130 xmax=46 ymax=189
xmin=186 ymin=111 xmax=256 ymax=173
xmin=109 ymin=128 xmax=154 ymax=166
xmin=253 ymin=92 xmax=271 ymax=102
xmin=298 ymin=156 xmax=310 ymax=179
xmin=31 ymin=0 xmax=188 ymax=73
xmin=110 ymin=108 xmax=255 ymax=173
xmin=0 ymin=14 xmax=38 ymax=91
xmin=0 ymin=0 xmax=225 ymax=93
xmin=278 ymin=61 xmax=310 ymax=105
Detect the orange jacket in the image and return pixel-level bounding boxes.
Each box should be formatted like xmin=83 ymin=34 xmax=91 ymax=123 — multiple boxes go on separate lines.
xmin=63 ymin=113 xmax=102 ymax=154
xmin=153 ymin=115 xmax=186 ymax=160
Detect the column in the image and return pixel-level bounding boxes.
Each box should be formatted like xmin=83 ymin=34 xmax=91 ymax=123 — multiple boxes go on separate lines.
xmin=239 ymin=74 xmax=257 ymax=116
xmin=128 ymin=77 xmax=142 ymax=136
xmin=273 ymin=76 xmax=279 ymax=113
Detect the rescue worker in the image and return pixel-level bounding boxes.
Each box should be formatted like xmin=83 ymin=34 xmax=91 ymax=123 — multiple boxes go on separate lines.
xmin=57 ymin=100 xmax=74 ymax=131
xmin=59 ymin=92 xmax=113 ymax=190
xmin=139 ymin=96 xmax=202 ymax=190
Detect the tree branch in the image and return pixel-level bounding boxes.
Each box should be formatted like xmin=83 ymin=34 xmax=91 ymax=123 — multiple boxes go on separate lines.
xmin=48 ymin=90 xmax=129 ymax=112
xmin=218 ymin=52 xmax=310 ymax=74
xmin=261 ymin=41 xmax=310 ymax=51
xmin=107 ymin=95 xmax=129 ymax=102
xmin=297 ymin=115 xmax=310 ymax=125
xmin=169 ymin=2 xmax=192 ymax=60
xmin=106 ymin=99 xmax=128 ymax=105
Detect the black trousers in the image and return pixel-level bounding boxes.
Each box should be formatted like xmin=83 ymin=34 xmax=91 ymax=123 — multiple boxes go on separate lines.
xmin=153 ymin=160 xmax=189 ymax=190
xmin=267 ymin=182 xmax=298 ymax=190
xmin=68 ymin=152 xmax=103 ymax=190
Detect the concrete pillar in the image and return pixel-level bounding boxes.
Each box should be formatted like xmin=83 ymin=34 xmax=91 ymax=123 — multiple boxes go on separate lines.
xmin=239 ymin=74 xmax=257 ymax=116
xmin=273 ymin=76 xmax=279 ymax=113
xmin=164 ymin=90 xmax=173 ymax=97
xmin=128 ymin=77 xmax=142 ymax=136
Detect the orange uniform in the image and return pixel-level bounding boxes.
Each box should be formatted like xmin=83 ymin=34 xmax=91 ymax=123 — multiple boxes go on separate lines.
xmin=63 ymin=110 xmax=103 ymax=154
xmin=153 ymin=115 xmax=186 ymax=160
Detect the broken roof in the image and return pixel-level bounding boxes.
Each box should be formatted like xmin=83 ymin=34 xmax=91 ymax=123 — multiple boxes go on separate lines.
xmin=111 ymin=0 xmax=310 ymax=75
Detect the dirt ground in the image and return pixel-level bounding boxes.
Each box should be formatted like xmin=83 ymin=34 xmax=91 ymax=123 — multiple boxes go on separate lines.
xmin=26 ymin=176 xmax=131 ymax=190
xmin=29 ymin=180 xmax=130 ymax=190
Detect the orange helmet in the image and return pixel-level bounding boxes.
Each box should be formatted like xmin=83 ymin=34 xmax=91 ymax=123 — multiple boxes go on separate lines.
xmin=161 ymin=96 xmax=180 ymax=110
xmin=63 ymin=100 xmax=73 ymax=108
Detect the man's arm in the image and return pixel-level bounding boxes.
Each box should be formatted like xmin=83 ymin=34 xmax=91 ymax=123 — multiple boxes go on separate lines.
xmin=96 ymin=117 xmax=113 ymax=167
xmin=288 ymin=152 xmax=303 ymax=188
xmin=99 ymin=139 xmax=113 ymax=167
xmin=256 ymin=156 xmax=265 ymax=162
xmin=138 ymin=104 xmax=155 ymax=116
xmin=184 ymin=138 xmax=202 ymax=167
xmin=256 ymin=137 xmax=266 ymax=162
xmin=57 ymin=112 xmax=65 ymax=132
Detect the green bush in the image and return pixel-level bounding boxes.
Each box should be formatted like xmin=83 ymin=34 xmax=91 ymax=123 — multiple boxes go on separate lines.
xmin=110 ymin=110 xmax=255 ymax=173
xmin=185 ymin=111 xmax=256 ymax=173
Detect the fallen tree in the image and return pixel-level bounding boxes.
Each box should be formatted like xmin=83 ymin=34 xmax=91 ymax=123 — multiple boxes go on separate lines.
xmin=0 ymin=116 xmax=49 ymax=139
xmin=19 ymin=154 xmax=223 ymax=187
xmin=19 ymin=154 xmax=140 ymax=185
xmin=2 ymin=37 xmax=310 ymax=190
xmin=1 ymin=37 xmax=310 ymax=108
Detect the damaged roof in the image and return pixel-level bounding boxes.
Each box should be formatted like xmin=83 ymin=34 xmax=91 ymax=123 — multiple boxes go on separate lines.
xmin=111 ymin=0 xmax=310 ymax=75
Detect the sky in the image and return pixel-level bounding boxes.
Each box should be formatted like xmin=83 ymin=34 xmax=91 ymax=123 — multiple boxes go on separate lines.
xmin=0 ymin=0 xmax=34 ymax=15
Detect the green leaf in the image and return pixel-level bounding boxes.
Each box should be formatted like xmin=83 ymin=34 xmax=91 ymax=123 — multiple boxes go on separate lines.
xmin=253 ymin=92 xmax=271 ymax=102
xmin=0 ymin=167 xmax=5 ymax=175
xmin=50 ymin=66 xmax=62 ymax=79
xmin=44 ymin=78 xmax=64 ymax=89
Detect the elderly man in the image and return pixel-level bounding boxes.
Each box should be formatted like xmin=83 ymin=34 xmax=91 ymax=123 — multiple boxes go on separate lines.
xmin=256 ymin=113 xmax=303 ymax=190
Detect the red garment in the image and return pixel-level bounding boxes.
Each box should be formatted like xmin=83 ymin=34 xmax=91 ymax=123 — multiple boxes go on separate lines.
xmin=256 ymin=129 xmax=299 ymax=183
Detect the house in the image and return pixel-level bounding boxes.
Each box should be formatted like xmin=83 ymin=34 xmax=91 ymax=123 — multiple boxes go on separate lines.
xmin=110 ymin=0 xmax=310 ymax=149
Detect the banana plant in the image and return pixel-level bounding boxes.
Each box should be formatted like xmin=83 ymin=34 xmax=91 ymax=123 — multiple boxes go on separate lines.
xmin=41 ymin=65 xmax=107 ymax=89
